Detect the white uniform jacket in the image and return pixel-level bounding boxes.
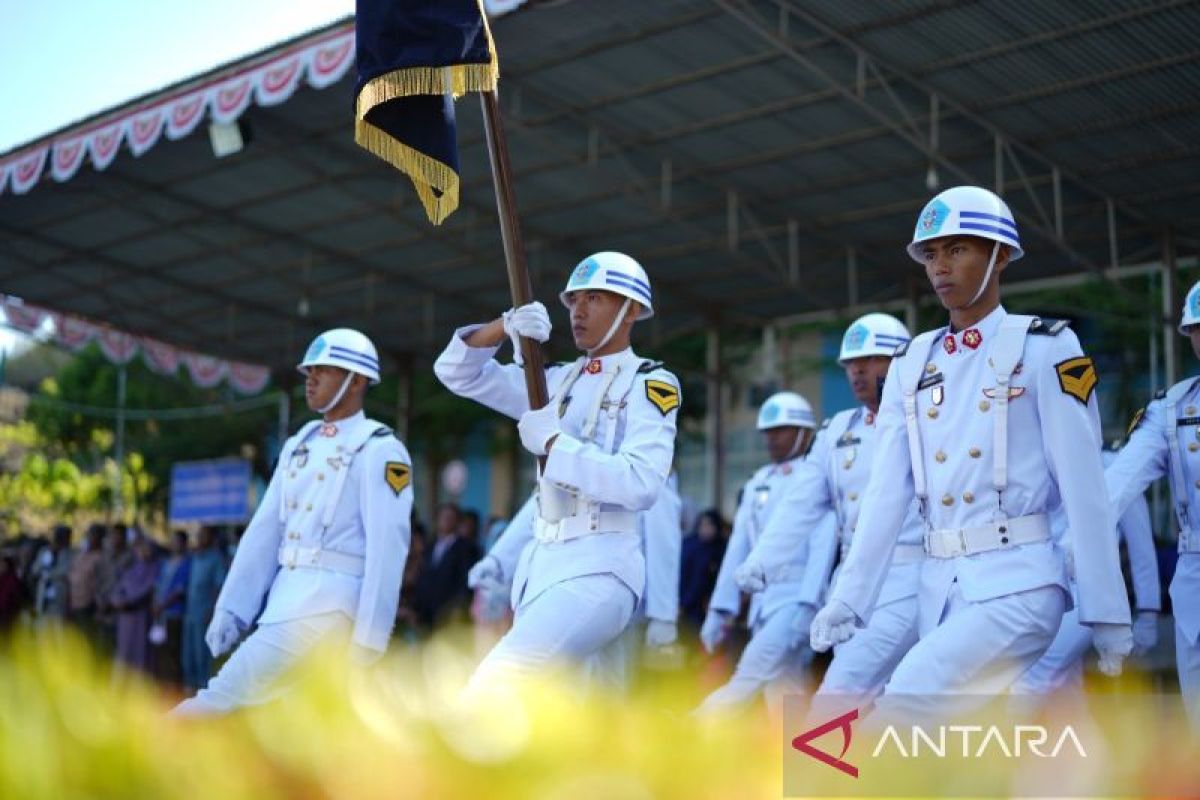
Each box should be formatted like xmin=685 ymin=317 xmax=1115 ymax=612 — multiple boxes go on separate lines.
xmin=1107 ymin=377 xmax=1198 ymax=642
xmin=752 ymin=406 xmax=925 ymax=619
xmin=214 ymin=412 xmax=413 ymax=654
xmin=710 ymin=457 xmax=835 ymax=626
xmin=830 ymin=305 xmax=1129 ymax=628
xmin=434 ymin=330 xmax=679 ymax=608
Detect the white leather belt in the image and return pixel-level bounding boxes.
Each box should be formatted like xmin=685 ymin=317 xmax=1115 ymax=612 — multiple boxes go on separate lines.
xmin=278 ymin=545 xmax=365 ymax=577
xmin=534 ymin=510 xmax=637 ymax=544
xmin=923 ymin=514 xmax=1050 ymax=559
xmin=1180 ymin=529 xmax=1200 ymax=553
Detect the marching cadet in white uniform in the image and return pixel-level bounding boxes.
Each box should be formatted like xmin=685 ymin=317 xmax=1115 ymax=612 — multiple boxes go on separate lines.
xmin=809 ymin=186 xmax=1132 ymax=713
xmin=738 ymin=314 xmax=926 ymax=705
xmin=174 ymin=329 xmax=413 ymax=715
xmin=694 ymin=392 xmax=834 ymax=714
xmin=1013 ymin=446 xmax=1161 ymax=697
xmin=435 ymin=252 xmax=679 ymax=691
xmin=1105 ymin=279 xmax=1200 ymax=727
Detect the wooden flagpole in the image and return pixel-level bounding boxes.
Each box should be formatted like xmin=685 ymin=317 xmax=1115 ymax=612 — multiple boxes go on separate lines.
xmin=479 ymin=90 xmax=550 ymax=412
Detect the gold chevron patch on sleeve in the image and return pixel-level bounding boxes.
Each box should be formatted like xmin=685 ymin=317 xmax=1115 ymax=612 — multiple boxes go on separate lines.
xmin=385 ymin=462 xmax=411 ymax=495
xmin=645 ymin=379 xmax=680 ymax=416
xmin=1055 ymin=356 xmax=1098 ymax=406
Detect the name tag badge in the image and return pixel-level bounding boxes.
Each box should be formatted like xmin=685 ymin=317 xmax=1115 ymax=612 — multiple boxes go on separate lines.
xmin=755 ymin=485 xmax=770 ymax=507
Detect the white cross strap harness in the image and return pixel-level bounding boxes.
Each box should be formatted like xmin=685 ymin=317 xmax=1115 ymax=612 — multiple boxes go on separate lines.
xmin=1162 ymin=377 xmax=1200 ymax=553
xmin=898 ymin=315 xmax=1052 ymax=559
xmin=275 ymin=422 xmax=394 ymax=577
xmin=533 ymin=358 xmax=655 ymax=544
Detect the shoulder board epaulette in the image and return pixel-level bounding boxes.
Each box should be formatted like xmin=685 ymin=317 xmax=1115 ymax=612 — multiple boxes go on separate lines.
xmin=637 ymin=360 xmax=665 ymax=374
xmin=892 ymin=340 xmax=910 ymax=357
xmin=819 ymin=417 xmax=832 ymax=430
xmin=1154 ymin=388 xmax=1167 ymax=400
xmin=371 ymin=426 xmax=394 ymax=438
xmin=1029 ymin=318 xmax=1069 ymax=336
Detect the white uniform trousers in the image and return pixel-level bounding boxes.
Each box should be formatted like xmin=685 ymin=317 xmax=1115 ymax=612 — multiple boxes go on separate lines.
xmin=465 ymin=574 xmax=635 ymax=696
xmin=818 ymin=596 xmax=919 ymax=701
xmin=1011 ymin=604 xmax=1092 ymax=697
xmin=1177 ymin=623 xmax=1200 ymax=730
xmin=871 ymin=581 xmax=1066 ymax=721
xmin=172 ymin=611 xmax=351 ymax=716
xmin=694 ymin=604 xmax=815 ymax=716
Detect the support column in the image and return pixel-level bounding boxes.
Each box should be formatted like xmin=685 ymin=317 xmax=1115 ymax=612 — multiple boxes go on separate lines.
xmin=706 ymin=323 xmax=725 ymax=514
xmin=1163 ymin=231 xmax=1179 ymax=387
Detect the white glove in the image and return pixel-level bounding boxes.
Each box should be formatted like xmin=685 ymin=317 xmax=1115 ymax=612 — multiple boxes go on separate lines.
xmin=1131 ymin=611 xmax=1158 ymax=656
xmin=734 ymin=560 xmax=767 ymax=594
xmin=809 ymin=600 xmax=857 ymax=653
xmin=699 ymin=609 xmax=732 ymax=654
xmin=788 ymin=603 xmax=817 ymax=650
xmin=518 ymin=403 xmax=562 ymax=456
xmin=645 ymin=619 xmax=677 ymax=649
xmin=1092 ymin=622 xmax=1133 ymax=676
xmin=205 ymin=609 xmax=245 ymax=658
xmin=501 ymin=301 xmax=551 ymax=366
xmin=467 ymin=555 xmax=504 ymax=591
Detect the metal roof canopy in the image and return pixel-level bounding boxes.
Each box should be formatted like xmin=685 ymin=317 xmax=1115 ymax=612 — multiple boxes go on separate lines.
xmin=2 ymin=0 xmax=1198 ymax=383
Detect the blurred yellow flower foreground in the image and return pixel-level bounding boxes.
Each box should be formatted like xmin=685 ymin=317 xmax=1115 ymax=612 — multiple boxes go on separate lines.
xmin=0 ymin=630 xmax=777 ymax=800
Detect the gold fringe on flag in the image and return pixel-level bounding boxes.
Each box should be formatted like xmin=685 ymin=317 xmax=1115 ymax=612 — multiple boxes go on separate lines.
xmin=354 ymin=117 xmax=460 ymax=225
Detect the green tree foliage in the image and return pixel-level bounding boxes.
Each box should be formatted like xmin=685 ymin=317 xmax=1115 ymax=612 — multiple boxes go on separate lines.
xmin=24 ymin=344 xmax=279 ymax=515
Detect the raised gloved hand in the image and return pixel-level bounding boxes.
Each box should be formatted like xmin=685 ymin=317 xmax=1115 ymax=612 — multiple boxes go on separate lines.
xmin=205 ymin=609 xmax=245 ymax=658
xmin=1131 ymin=611 xmax=1158 ymax=656
xmin=518 ymin=403 xmax=561 ymax=456
xmin=1092 ymin=622 xmax=1133 ymax=676
xmin=809 ymin=600 xmax=857 ymax=653
xmin=467 ymin=554 xmax=505 ymax=592
xmin=645 ymin=619 xmax=677 ymax=649
xmin=734 ymin=559 xmax=767 ymax=594
xmin=699 ymin=609 xmax=732 ymax=654
xmin=788 ymin=603 xmax=817 ymax=651
xmin=501 ymin=302 xmax=552 ymax=366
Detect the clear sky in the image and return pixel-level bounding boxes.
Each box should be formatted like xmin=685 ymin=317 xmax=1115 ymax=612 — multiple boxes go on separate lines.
xmin=0 ymin=0 xmax=354 ymax=155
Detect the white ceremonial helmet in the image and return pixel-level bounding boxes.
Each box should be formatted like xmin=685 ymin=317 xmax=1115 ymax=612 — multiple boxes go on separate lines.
xmin=1180 ymin=280 xmax=1200 ymax=334
xmin=838 ymin=313 xmax=911 ymax=365
xmin=906 ymin=185 xmax=1024 ymax=265
xmin=560 ymin=251 xmax=654 ymax=320
xmin=297 ymin=328 xmax=381 ymax=385
xmin=756 ymin=391 xmax=816 ymax=431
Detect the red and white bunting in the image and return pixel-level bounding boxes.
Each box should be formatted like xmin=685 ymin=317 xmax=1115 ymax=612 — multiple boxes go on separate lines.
xmin=97 ymin=329 xmax=138 ymax=365
xmin=183 ymin=352 xmax=228 ymax=388
xmin=53 ymin=313 xmax=100 ymax=351
xmin=126 ymin=107 xmax=166 ymax=157
xmin=228 ymin=362 xmax=272 ymax=395
xmin=87 ymin=122 xmax=125 ymax=172
xmin=0 ymin=23 xmax=362 ymax=196
xmin=140 ymin=337 xmax=181 ymax=375
xmin=50 ymin=134 xmax=88 ymax=182
xmin=2 ymin=300 xmax=48 ymax=333
xmin=9 ymin=147 xmax=47 ymax=194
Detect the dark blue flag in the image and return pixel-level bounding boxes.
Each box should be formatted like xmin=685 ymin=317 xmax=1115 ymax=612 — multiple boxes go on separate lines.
xmin=355 ymin=0 xmax=497 ymax=225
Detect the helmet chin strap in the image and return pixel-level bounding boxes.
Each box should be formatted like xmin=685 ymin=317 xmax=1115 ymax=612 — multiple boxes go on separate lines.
xmin=588 ymin=297 xmax=632 ymax=356
xmin=318 ymin=372 xmax=355 ymax=416
xmin=958 ymin=241 xmax=1001 ymax=312
xmin=782 ymin=427 xmax=807 ymax=462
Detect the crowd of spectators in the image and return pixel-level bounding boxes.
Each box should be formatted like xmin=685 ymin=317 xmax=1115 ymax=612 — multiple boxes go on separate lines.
xmin=0 ymin=498 xmax=733 ymax=689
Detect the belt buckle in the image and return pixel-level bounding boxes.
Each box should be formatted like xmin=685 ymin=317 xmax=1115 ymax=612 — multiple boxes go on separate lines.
xmin=957 ymin=529 xmax=968 ymax=557
xmin=283 ymin=545 xmax=297 ymax=570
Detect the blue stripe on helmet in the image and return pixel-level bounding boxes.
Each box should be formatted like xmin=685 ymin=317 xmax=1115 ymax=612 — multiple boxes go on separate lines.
xmin=959 ymin=211 xmax=1018 ymax=233
xmin=329 ymin=346 xmax=379 ymax=366
xmin=958 ymin=221 xmax=1020 ymax=242
xmin=874 ymin=335 xmax=909 ymax=345
xmin=329 ymin=349 xmax=379 ymax=371
xmin=605 ymin=275 xmax=652 ymax=303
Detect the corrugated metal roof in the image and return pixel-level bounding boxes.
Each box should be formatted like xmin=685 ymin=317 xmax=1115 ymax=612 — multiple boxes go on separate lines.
xmin=2 ymin=0 xmax=1197 ymax=378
